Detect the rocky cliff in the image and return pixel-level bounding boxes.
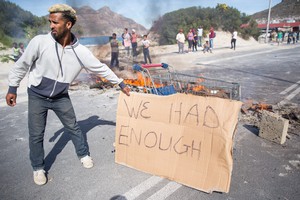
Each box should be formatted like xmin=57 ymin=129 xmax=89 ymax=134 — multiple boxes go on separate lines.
xmin=75 ymin=6 xmax=148 ymax=37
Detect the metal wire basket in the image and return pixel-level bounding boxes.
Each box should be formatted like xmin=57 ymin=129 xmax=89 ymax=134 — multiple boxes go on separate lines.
xmin=131 ymin=63 xmax=241 ymax=100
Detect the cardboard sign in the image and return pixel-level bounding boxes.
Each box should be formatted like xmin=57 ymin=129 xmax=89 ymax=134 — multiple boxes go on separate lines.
xmin=115 ymin=92 xmax=242 ymax=193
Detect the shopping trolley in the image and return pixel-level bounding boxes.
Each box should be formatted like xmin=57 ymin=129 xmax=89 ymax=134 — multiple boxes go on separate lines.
xmin=131 ymin=63 xmax=241 ymax=100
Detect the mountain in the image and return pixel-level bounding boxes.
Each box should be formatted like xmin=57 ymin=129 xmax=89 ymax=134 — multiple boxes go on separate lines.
xmin=75 ymin=6 xmax=148 ymax=37
xmin=251 ymin=0 xmax=300 ymax=23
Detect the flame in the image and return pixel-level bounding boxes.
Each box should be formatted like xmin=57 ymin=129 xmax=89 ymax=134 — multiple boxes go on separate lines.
xmin=189 ymin=85 xmax=206 ymax=92
xmin=257 ymin=103 xmax=272 ymax=110
xmin=123 ymin=72 xmax=212 ymax=95
xmin=124 ymin=72 xmax=163 ymax=88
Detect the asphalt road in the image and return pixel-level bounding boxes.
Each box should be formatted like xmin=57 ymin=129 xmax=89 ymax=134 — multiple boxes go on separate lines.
xmin=0 ymin=43 xmax=299 ymax=200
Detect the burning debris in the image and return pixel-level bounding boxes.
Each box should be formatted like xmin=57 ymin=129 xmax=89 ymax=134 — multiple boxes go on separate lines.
xmin=70 ymin=73 xmax=116 ymax=91
xmin=240 ymin=99 xmax=300 ymax=142
xmin=123 ymin=63 xmax=241 ymax=100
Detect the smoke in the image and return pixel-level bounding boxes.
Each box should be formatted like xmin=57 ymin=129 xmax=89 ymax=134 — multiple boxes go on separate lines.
xmin=66 ymin=0 xmax=81 ymax=8
xmin=143 ymin=1 xmax=164 ymax=26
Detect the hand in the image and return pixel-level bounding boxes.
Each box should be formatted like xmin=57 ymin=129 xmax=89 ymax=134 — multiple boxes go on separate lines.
xmin=121 ymin=86 xmax=130 ymax=96
xmin=6 ymin=93 xmax=17 ymax=107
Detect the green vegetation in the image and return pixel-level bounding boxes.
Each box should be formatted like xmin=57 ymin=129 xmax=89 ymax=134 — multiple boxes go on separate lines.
xmin=0 ymin=0 xmax=48 ymax=46
xmin=151 ymin=4 xmax=260 ymax=45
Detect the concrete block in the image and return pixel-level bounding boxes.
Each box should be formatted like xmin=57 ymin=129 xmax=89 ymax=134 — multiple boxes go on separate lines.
xmin=259 ymin=110 xmax=289 ymax=144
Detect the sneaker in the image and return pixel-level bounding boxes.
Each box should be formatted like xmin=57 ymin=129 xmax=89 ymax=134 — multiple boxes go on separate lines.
xmin=33 ymin=169 xmax=47 ymax=185
xmin=80 ymin=155 xmax=94 ymax=169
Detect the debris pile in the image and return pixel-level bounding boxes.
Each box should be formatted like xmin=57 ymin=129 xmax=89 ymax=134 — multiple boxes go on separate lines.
xmin=70 ymin=73 xmax=116 ymax=91
xmin=240 ymin=99 xmax=300 ymax=139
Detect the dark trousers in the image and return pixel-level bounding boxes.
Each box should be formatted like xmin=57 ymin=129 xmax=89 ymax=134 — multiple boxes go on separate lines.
xmin=110 ymin=52 xmax=119 ymax=67
xmin=28 ymin=94 xmax=88 ymax=170
xmin=231 ymin=38 xmax=236 ymax=50
xmin=192 ymin=40 xmax=197 ymax=51
xmin=132 ymin=42 xmax=137 ymax=57
xmin=143 ymin=48 xmax=151 ymax=64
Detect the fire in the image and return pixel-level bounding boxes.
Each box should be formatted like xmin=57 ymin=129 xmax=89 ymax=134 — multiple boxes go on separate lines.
xmin=123 ymin=72 xmax=212 ymax=95
xmin=188 ymin=84 xmax=206 ymax=92
xmin=124 ymin=72 xmax=163 ymax=88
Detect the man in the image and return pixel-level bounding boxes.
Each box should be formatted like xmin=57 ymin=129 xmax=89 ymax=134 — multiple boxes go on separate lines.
xmin=277 ymin=30 xmax=283 ymax=46
xmin=6 ymin=4 xmax=130 ymax=186
xmin=197 ymin=26 xmax=203 ymax=47
xmin=176 ymin=29 xmax=185 ymax=54
xmin=110 ymin=33 xmax=119 ymax=68
xmin=231 ymin=30 xmax=237 ymax=50
xmin=209 ymin=27 xmax=215 ymax=49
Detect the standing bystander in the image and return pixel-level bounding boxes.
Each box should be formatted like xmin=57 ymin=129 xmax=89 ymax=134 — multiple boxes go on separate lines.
xmin=5 ymin=3 xmax=130 ymax=186
xmin=131 ymin=29 xmax=138 ymax=60
xmin=193 ymin=30 xmax=198 ymax=51
xmin=209 ymin=27 xmax=215 ymax=49
xmin=197 ymin=26 xmax=203 ymax=47
xmin=110 ymin=33 xmax=119 ymax=68
xmin=176 ymin=29 xmax=185 ymax=54
xmin=122 ymin=28 xmax=132 ymax=57
xmin=141 ymin=34 xmax=152 ymax=64
xmin=187 ymin=28 xmax=194 ymax=52
xmin=277 ymin=30 xmax=283 ymax=46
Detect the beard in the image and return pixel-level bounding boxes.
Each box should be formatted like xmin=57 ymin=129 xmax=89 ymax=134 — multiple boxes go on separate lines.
xmin=51 ymin=28 xmax=69 ymax=42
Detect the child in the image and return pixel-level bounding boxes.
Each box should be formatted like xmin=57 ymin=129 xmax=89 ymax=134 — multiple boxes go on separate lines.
xmin=141 ymin=34 xmax=152 ymax=64
xmin=110 ymin=33 xmax=119 ymax=68
xmin=203 ymin=40 xmax=212 ymax=53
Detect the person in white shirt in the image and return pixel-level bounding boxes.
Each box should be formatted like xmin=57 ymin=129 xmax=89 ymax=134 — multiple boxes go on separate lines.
xmin=176 ymin=29 xmax=185 ymax=54
xmin=141 ymin=34 xmax=152 ymax=64
xmin=231 ymin=30 xmax=238 ymax=50
xmin=197 ymin=26 xmax=203 ymax=47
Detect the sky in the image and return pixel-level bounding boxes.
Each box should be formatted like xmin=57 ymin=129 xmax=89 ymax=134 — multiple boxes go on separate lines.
xmin=7 ymin=0 xmax=282 ymax=28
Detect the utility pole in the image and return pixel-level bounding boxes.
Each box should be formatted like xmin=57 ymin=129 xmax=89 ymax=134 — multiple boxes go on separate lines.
xmin=265 ymin=0 xmax=272 ymax=43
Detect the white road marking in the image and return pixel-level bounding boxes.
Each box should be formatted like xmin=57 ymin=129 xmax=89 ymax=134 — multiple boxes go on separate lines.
xmin=279 ymin=80 xmax=300 ymax=95
xmin=121 ymin=176 xmax=163 ymax=200
xmin=146 ymin=181 xmax=182 ymax=200
xmin=285 ymin=87 xmax=300 ymax=101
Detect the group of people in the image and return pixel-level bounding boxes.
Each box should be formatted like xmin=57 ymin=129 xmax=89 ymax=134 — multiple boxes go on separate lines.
xmin=110 ymin=28 xmax=152 ymax=69
xmin=176 ymin=26 xmax=217 ymax=54
xmin=176 ymin=26 xmax=238 ymax=53
xmin=10 ymin=42 xmax=25 ymax=62
xmin=271 ymin=30 xmax=299 ymax=45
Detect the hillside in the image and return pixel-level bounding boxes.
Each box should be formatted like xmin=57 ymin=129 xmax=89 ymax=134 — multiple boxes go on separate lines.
xmin=75 ymin=6 xmax=148 ymax=37
xmin=0 ymin=0 xmax=47 ymax=46
xmin=0 ymin=1 xmax=148 ymax=46
xmin=251 ymin=0 xmax=300 ymax=23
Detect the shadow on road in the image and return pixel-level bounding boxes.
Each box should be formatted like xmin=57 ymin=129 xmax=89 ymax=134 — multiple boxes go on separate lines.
xmin=44 ymin=115 xmax=116 ymax=171
xmin=243 ymin=124 xmax=259 ymax=136
xmin=110 ymin=195 xmax=127 ymax=200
